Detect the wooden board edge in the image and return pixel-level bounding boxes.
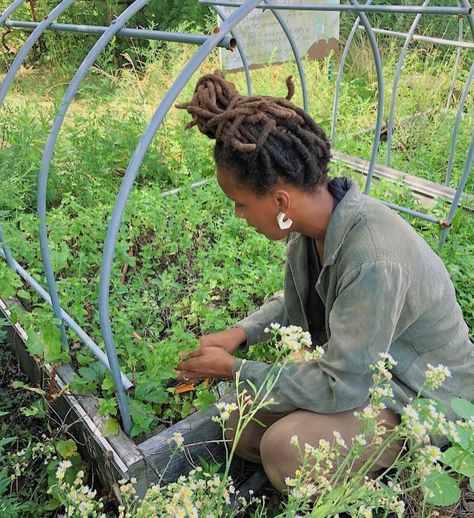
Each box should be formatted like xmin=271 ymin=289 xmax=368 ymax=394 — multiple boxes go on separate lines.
xmin=0 ymin=297 xmax=147 ymax=498
xmin=136 ymin=393 xmax=237 ymax=485
xmin=332 ymin=149 xmax=474 ymax=210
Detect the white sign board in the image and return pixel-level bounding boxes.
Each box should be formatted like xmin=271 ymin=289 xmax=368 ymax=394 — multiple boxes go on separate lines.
xmin=219 ymin=0 xmax=340 ymax=71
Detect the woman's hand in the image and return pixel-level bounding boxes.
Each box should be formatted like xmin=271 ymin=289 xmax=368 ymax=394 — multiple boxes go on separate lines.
xmin=176 ymin=347 xmax=236 ymax=384
xmin=199 ymin=327 xmax=247 ymax=355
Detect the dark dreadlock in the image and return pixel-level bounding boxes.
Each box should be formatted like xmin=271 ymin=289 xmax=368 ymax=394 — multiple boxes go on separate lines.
xmin=176 ymin=70 xmax=331 ymax=195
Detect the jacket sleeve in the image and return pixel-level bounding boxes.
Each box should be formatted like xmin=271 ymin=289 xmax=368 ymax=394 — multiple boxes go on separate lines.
xmin=232 ymin=261 xmax=415 ymax=413
xmin=235 ymin=290 xmax=289 ymax=347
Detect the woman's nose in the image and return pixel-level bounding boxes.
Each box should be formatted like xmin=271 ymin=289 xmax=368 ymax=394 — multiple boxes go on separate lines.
xmin=234 ymin=206 xmax=244 ymax=219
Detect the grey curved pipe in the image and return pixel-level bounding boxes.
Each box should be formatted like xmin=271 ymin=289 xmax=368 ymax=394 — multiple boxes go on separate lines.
xmin=331 ymin=0 xmax=373 ymax=144
xmin=37 ymin=0 xmax=153 ymax=435
xmin=439 ymin=126 xmax=474 ymax=248
xmin=263 ymin=0 xmax=309 ymax=112
xmin=444 ymin=61 xmax=474 ymax=186
xmin=0 ymin=0 xmax=26 ymax=25
xmin=3 ymin=20 xmax=236 ymax=49
xmin=211 ymin=4 xmax=252 ymax=95
xmin=199 ymin=2 xmax=471 ymax=16
xmin=460 ymin=0 xmax=474 ymax=51
xmin=0 ymin=0 xmax=133 ymax=389
xmin=439 ymin=0 xmax=474 ymax=246
xmin=445 ymin=13 xmax=463 ymax=111
xmin=0 ymin=0 xmax=76 ymax=103
xmin=0 ymin=0 xmax=78 ymax=341
xmin=386 ymin=0 xmax=431 ymax=168
xmin=0 ymin=0 xmax=57 ymax=271
xmin=348 ymin=0 xmax=384 ymax=195
xmin=0 ymin=227 xmax=15 ymax=269
xmin=99 ymin=0 xmax=264 ymax=436
xmin=0 ymin=248 xmax=133 ymax=389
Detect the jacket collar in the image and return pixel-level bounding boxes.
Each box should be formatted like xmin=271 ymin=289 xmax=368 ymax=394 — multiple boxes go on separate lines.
xmin=323 ymin=179 xmax=364 ymax=266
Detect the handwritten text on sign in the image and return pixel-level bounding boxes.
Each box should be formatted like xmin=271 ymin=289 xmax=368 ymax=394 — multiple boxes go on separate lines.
xmin=219 ymin=0 xmax=340 ymax=71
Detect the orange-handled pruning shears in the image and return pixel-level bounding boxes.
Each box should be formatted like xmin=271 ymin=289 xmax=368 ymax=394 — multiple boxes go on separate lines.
xmin=170 ymin=378 xmax=211 ymax=394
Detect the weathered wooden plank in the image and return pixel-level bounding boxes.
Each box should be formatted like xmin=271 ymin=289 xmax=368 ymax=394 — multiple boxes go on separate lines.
xmin=54 ymin=364 xmax=152 ymax=498
xmin=332 ymin=149 xmax=474 ymax=210
xmin=137 ymin=393 xmax=237 ymax=485
xmin=0 ymin=299 xmax=148 ymax=497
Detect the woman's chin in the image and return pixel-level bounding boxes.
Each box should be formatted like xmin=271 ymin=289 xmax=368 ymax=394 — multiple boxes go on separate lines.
xmin=249 ymin=225 xmax=284 ymax=241
xmin=263 ymin=230 xmax=285 ymax=241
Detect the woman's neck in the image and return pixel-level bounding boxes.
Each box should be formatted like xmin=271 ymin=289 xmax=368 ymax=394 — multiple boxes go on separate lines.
xmin=293 ymin=185 xmax=334 ymax=246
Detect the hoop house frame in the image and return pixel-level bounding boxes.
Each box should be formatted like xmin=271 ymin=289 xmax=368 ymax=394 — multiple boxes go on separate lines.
xmin=0 ymin=0 xmax=473 ymax=490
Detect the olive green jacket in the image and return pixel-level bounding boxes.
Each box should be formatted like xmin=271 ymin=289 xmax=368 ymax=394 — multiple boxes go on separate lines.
xmin=234 ymin=180 xmax=474 ymax=422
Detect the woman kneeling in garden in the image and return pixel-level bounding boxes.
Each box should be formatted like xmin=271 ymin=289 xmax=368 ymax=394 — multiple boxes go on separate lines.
xmin=176 ymin=70 xmax=474 ymax=492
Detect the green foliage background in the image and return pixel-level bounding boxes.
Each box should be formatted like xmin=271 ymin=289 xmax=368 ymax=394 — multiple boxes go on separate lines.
xmin=1 ymin=0 xmax=471 ymax=71
xmin=0 ymin=0 xmax=210 ymax=71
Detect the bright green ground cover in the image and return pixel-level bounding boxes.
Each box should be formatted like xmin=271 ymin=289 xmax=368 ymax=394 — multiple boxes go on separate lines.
xmin=0 ymin=40 xmax=472 ymax=437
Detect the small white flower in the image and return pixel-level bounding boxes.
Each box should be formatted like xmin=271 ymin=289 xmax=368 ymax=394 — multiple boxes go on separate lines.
xmin=445 ymin=421 xmax=461 ymax=443
xmin=378 ymin=352 xmax=397 ymax=368
xmin=172 ymin=432 xmax=184 ymax=449
xmin=333 ymin=430 xmax=347 ymax=448
xmin=303 ymin=346 xmax=325 ymax=362
xmin=370 ymin=385 xmax=394 ymax=400
xmin=304 ymin=442 xmax=316 ymax=456
xmin=357 ymin=505 xmax=373 ymax=518
xmin=318 ymin=438 xmax=330 ymax=452
xmin=425 ymin=363 xmax=451 ymax=390
xmin=392 ymin=499 xmax=405 ymax=516
xmin=421 ymin=445 xmax=442 ymax=463
xmin=216 ymin=402 xmax=238 ymax=421
xmin=362 ymin=405 xmax=378 ymax=420
xmin=403 ymin=404 xmax=419 ymax=422
xmin=354 ymin=434 xmax=367 ymax=446
xmin=411 ymin=422 xmax=428 ymax=442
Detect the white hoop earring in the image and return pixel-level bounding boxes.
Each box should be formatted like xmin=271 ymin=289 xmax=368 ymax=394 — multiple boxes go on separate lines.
xmin=277 ymin=212 xmax=293 ymax=230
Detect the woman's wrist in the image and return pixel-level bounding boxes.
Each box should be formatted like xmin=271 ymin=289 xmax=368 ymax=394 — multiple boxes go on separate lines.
xmin=230 ymin=326 xmax=247 ymax=350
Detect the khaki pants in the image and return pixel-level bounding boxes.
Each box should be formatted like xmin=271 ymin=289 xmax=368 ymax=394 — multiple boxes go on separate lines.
xmin=226 ymin=404 xmax=403 ymax=493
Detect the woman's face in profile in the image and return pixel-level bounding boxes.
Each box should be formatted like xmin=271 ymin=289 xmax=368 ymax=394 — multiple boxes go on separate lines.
xmin=216 ymin=168 xmax=288 ymax=241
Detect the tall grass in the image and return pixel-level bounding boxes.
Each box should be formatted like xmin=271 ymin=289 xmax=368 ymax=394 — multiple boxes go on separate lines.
xmin=1 ymin=30 xmax=472 ymax=213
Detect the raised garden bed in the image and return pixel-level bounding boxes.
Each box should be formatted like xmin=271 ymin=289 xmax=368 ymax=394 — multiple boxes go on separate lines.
xmin=0 ymin=297 xmax=238 ymax=498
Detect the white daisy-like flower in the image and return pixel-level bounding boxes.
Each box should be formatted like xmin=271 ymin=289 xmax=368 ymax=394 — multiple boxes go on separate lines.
xmin=333 ymin=430 xmax=347 ymax=448
xmin=425 ymin=363 xmax=451 ymax=390
xmin=172 ymin=432 xmax=184 ymax=449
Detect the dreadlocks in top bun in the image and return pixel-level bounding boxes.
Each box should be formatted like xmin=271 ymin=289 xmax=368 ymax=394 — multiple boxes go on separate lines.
xmin=176 ymin=70 xmax=331 ymax=195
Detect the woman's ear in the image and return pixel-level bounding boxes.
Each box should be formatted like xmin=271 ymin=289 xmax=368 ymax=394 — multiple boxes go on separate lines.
xmin=273 ymin=189 xmax=291 ymax=213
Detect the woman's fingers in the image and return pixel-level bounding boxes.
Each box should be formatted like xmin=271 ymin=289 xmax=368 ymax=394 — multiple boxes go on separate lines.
xmin=176 ymin=351 xmax=201 ymax=371
xmin=199 ymin=334 xmax=215 ymax=348
xmin=176 ymin=353 xmax=203 ymax=374
xmin=176 ymin=347 xmax=235 ymax=380
xmin=178 ymin=348 xmax=202 ymax=361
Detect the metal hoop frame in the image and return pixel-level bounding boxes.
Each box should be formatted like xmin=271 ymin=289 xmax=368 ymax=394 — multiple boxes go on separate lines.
xmin=1 ymin=0 xmax=473 ymax=435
